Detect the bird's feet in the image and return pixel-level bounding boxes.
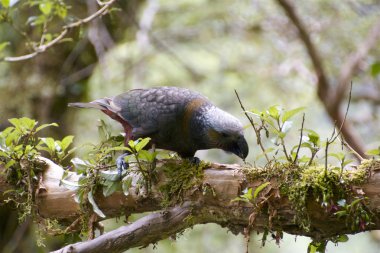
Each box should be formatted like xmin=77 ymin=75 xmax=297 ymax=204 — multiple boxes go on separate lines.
xmin=116 ymin=152 xmax=130 ymax=179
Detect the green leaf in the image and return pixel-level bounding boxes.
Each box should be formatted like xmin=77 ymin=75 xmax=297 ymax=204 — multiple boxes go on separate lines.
xmin=36 ymin=123 xmax=58 ymax=132
xmin=122 ymin=176 xmax=133 ymax=196
xmin=334 ymin=210 xmax=348 ymax=218
xmin=253 ymin=182 xmax=270 ymax=199
xmin=102 ymin=181 xmax=120 ymax=197
xmin=138 ymin=150 xmax=157 ymax=162
xmin=88 ymin=191 xmax=106 ymax=218
xmin=371 ymin=62 xmax=380 ymax=77
xmin=5 ymin=159 xmax=15 ymax=169
xmin=307 ymin=243 xmax=317 ymax=253
xmin=366 ymin=149 xmax=380 ymax=156
xmin=105 ymin=146 xmax=132 ymax=153
xmin=8 ymin=117 xmax=37 ymax=134
xmin=267 ymin=105 xmax=280 ymax=120
xmin=71 ymin=158 xmax=90 ymax=172
xmin=329 ymin=152 xmax=345 ymax=161
xmin=335 ymin=234 xmax=349 ymax=243
xmin=282 ymin=107 xmax=305 ymax=122
xmin=55 ymin=4 xmax=67 ymax=19
xmin=135 ymin=138 xmax=151 ymax=152
xmin=1 ymin=0 xmax=9 ymax=8
xmin=0 ymin=41 xmax=10 ymax=53
xmin=60 ymin=135 xmax=74 ymax=151
xmin=40 ymin=137 xmax=56 ymax=152
xmin=304 ymin=129 xmax=320 ymax=146
xmin=60 ymin=179 xmax=80 ymax=191
xmin=242 ymin=188 xmax=253 ymax=201
xmin=99 ymin=170 xmax=120 ymax=182
xmin=39 ymin=1 xmax=52 ymax=15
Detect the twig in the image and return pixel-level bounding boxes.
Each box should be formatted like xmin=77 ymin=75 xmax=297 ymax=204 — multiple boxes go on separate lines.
xmin=1 ymin=0 xmax=117 ymax=62
xmin=338 ymin=136 xmax=364 ymax=161
xmin=234 ymin=90 xmax=270 ymax=163
xmin=329 ymin=82 xmax=353 ymax=144
xmin=324 ymin=137 xmax=329 ymax=174
xmin=293 ymin=113 xmax=305 ymax=164
xmin=324 ymin=83 xmax=354 ymax=173
xmin=276 ymin=0 xmax=367 ymax=159
xmin=333 ymin=18 xmax=380 ymax=109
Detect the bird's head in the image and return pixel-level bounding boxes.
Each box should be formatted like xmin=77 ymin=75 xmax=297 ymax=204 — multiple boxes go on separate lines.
xmin=203 ymin=107 xmax=249 ymax=160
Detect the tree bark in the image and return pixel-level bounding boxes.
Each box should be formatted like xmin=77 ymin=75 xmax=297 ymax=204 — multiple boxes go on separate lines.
xmin=1 ymin=157 xmax=380 ymax=253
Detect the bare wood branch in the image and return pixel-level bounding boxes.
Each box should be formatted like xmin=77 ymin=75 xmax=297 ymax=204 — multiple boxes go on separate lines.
xmin=275 ymin=0 xmax=367 ymax=159
xmin=52 ymin=205 xmax=194 ymax=253
xmin=1 ymin=0 xmax=117 ymax=62
xmin=334 ymin=18 xmax=380 ymax=109
xmin=275 ymin=0 xmax=331 ymax=105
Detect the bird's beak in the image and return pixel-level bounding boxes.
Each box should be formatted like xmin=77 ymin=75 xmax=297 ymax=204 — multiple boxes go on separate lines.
xmin=232 ymin=136 xmax=249 ymax=160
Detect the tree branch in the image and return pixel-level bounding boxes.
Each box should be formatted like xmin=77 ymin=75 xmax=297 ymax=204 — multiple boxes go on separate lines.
xmin=1 ymin=0 xmax=117 ymax=62
xmin=275 ymin=0 xmax=368 ymax=159
xmin=275 ymin=0 xmax=331 ymax=104
xmin=334 ymin=18 xmax=380 ymax=109
xmin=2 ymin=157 xmax=380 ymax=252
xmin=52 ymin=205 xmax=194 ymax=253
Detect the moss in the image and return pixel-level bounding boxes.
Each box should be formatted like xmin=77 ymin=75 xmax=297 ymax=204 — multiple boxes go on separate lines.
xmin=159 ymin=159 xmax=210 ymax=207
xmin=240 ymin=160 xmax=373 ymax=232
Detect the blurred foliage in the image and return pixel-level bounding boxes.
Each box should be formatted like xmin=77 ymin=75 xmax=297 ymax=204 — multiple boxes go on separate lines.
xmin=1 ymin=0 xmax=380 ymax=252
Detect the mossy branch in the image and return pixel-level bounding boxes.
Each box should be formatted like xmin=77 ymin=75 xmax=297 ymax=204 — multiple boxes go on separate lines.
xmin=2 ymin=157 xmax=380 ymax=252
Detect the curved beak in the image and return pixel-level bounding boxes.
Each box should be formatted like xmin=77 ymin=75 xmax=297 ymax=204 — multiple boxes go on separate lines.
xmin=231 ymin=136 xmax=249 ymax=160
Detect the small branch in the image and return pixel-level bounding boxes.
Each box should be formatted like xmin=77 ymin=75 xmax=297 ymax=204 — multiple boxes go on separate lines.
xmin=333 ymin=18 xmax=380 ymax=109
xmin=234 ymin=90 xmax=270 ymax=163
xmin=276 ymin=0 xmax=367 ymax=159
xmin=51 ymin=205 xmax=194 ymax=253
xmin=276 ymin=0 xmax=331 ymax=105
xmin=293 ymin=113 xmax=305 ymax=163
xmin=1 ymin=0 xmax=117 ymax=62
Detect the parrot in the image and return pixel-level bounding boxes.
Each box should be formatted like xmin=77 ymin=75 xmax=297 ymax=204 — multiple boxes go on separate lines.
xmin=68 ymin=86 xmax=249 ymax=172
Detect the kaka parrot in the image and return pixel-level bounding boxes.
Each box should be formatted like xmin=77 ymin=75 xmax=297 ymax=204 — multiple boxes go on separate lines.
xmin=69 ymin=86 xmax=249 ymax=171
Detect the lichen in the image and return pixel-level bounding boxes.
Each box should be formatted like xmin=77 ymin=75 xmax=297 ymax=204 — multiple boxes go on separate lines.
xmin=159 ymin=159 xmax=210 ymax=207
xmin=240 ymin=159 xmax=372 ymax=232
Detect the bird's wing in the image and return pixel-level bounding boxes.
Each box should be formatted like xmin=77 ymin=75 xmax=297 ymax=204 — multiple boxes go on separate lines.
xmin=111 ymin=87 xmax=205 ymax=138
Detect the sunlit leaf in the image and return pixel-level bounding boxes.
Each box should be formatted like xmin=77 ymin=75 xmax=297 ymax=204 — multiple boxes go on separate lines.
xmin=60 ymin=179 xmax=80 ymax=191
xmin=253 ymin=182 xmax=270 ymax=199
xmin=99 ymin=170 xmax=120 ymax=182
xmin=36 ymin=123 xmax=58 ymax=132
xmin=267 ymin=105 xmax=280 ymax=120
xmin=71 ymin=157 xmax=90 ymax=171
xmin=39 ymin=1 xmax=52 ymax=15
xmin=135 ymin=137 xmax=151 ymax=152
xmin=365 ymin=149 xmax=380 ymax=156
xmin=335 ymin=234 xmax=348 ymax=243
xmin=1 ymin=0 xmax=9 ymax=8
xmin=60 ymin=135 xmax=74 ymax=151
xmin=282 ymin=107 xmax=305 ymax=122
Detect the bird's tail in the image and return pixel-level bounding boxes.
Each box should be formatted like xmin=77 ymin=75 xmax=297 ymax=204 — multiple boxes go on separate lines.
xmin=68 ymin=98 xmax=112 ymax=111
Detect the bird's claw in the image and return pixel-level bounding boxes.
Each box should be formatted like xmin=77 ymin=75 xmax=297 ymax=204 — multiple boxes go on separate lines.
xmin=116 ymin=153 xmax=130 ymax=179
